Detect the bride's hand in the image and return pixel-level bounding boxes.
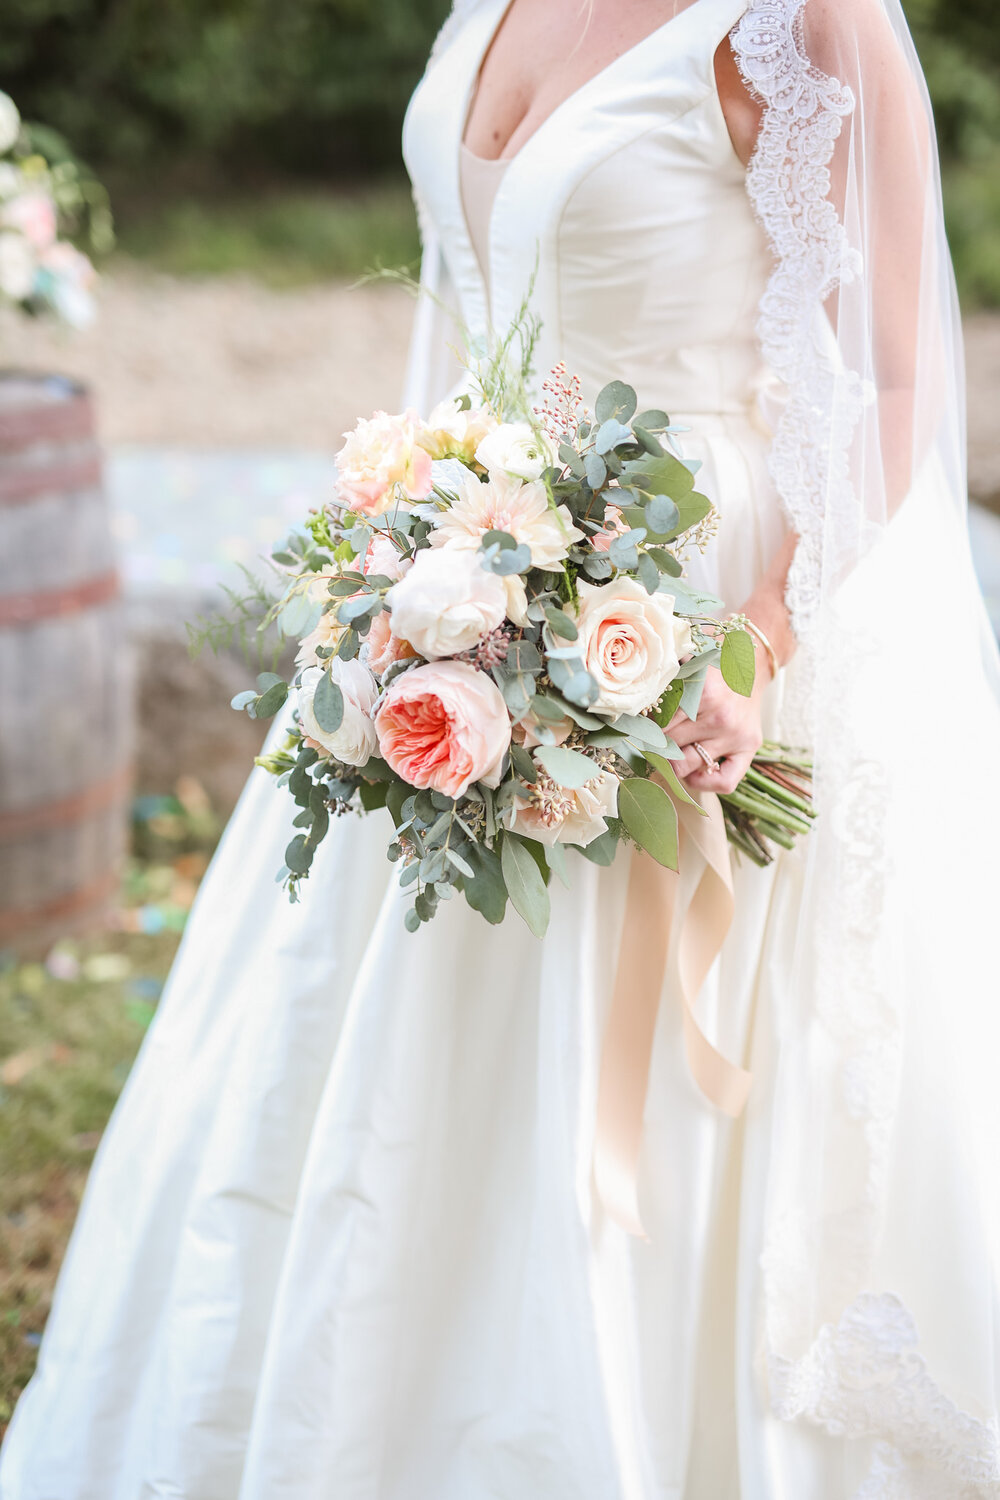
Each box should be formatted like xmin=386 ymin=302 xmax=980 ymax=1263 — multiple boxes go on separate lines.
xmin=667 ymin=663 xmax=767 ymax=795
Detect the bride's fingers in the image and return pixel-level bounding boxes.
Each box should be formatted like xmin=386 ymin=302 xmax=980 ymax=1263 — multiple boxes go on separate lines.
xmin=684 ymin=748 xmax=753 ymax=795
xmin=672 ymin=743 xmax=708 ymax=779
xmin=666 ymin=715 xmax=701 ymax=748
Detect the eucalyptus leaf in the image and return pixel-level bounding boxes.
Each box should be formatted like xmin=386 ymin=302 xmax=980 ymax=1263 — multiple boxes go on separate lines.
xmin=337 ymin=626 xmax=360 ymax=661
xmin=489 ymin=542 xmax=532 ymax=576
xmin=576 ymin=829 xmax=619 ymax=865
xmin=255 ymin=681 xmax=288 ymax=719
xmin=231 ymin=689 xmax=257 ymax=711
xmin=643 ymin=751 xmax=706 ymax=811
xmin=648 ymin=546 xmax=683 ymax=577
xmin=631 ymin=424 xmax=663 ymax=457
xmin=558 ymin=442 xmax=586 ymax=478
xmin=584 ymin=452 xmax=607 ymax=489
xmin=505 ymin=639 xmax=542 ymax=674
xmin=625 ymin=452 xmax=695 ymax=500
xmin=312 ymin=671 xmax=344 ymax=733
xmin=618 ymin=777 xmax=679 ymax=869
xmin=634 ymin=408 xmax=669 ymax=430
xmin=637 ymin=552 xmax=659 ymax=595
xmin=595 ymin=380 xmax=638 ymax=424
xmin=338 ymin=593 xmax=381 ymax=624
xmin=543 ymin=605 xmax=578 ymax=640
xmin=279 ymin=591 xmax=322 ymax=639
xmin=535 ymin=745 xmax=601 ymax=789
xmin=673 ymin=490 xmax=713 ymax=533
xmin=653 ymin=680 xmax=684 ymax=728
xmin=284 ymin=834 xmax=314 ymax=876
xmin=680 ymin=670 xmax=708 ymax=721
xmin=462 ymin=843 xmax=508 ymax=924
xmin=501 ymin=835 xmax=551 ymax=938
xmin=613 ymin=713 xmax=668 ymax=750
xmin=595 ymin=417 xmax=634 ymax=455
xmin=646 ymin=494 xmax=680 ymax=534
xmin=720 ymin=628 xmax=757 ymax=697
xmin=582 ymin=553 xmax=614 ymax=580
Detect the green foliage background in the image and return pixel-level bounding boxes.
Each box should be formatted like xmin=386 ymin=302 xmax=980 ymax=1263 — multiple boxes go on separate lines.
xmin=1 ymin=0 xmax=998 ymax=302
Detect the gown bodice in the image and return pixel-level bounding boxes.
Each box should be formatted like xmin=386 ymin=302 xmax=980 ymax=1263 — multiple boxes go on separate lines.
xmin=402 ymin=0 xmax=771 ymax=417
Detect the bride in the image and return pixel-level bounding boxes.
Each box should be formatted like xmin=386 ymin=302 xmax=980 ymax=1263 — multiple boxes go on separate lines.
xmin=4 ymin=0 xmax=1000 ymax=1495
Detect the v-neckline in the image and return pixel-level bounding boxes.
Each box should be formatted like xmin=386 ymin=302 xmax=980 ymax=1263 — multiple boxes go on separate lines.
xmin=459 ymin=0 xmax=703 ymax=169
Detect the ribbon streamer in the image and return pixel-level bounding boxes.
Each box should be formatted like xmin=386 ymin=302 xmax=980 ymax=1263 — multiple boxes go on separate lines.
xmin=593 ymin=786 xmax=752 ymax=1238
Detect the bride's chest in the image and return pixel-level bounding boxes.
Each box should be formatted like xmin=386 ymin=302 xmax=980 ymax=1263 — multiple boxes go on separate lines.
xmin=402 ymin=0 xmax=767 ymax=360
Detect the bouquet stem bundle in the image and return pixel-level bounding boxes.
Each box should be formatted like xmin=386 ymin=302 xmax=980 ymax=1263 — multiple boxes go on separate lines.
xmin=720 ymin=743 xmax=814 ymax=866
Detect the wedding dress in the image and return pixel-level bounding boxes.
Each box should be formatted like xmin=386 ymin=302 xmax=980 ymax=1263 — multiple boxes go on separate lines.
xmin=4 ymin=1 xmax=1000 ymax=1497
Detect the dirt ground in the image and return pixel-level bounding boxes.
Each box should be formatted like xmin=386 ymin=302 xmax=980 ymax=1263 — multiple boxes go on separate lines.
xmin=0 ymin=264 xmax=414 ymax=453
xmin=2 ymin=264 xmax=999 ymax=505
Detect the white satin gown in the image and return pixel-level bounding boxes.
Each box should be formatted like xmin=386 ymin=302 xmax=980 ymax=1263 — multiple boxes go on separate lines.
xmin=3 ymin=2 xmax=997 ymax=1497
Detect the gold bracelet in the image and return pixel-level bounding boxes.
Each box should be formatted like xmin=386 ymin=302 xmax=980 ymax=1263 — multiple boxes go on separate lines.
xmin=728 ymin=613 xmax=780 ymax=680
xmin=743 ymin=616 xmax=780 ymax=680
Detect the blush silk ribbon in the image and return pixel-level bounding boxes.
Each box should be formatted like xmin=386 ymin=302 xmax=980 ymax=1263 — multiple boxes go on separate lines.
xmin=593 ymin=786 xmax=752 ymax=1239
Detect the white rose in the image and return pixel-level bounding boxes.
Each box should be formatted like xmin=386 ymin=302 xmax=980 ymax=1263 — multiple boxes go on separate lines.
xmin=386 ymin=546 xmax=506 ymax=659
xmin=298 ymin=658 xmax=378 ymax=766
xmin=506 ymin=768 xmax=619 ymax=847
xmin=0 ymin=231 xmax=35 ymax=300
xmin=575 ymin=578 xmax=685 ymax=718
xmin=475 ymin=421 xmax=554 ymax=482
xmin=0 ymin=94 xmax=20 ymax=155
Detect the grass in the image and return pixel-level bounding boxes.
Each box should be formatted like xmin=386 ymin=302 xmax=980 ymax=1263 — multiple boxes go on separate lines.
xmin=0 ymin=783 xmax=221 ymax=1433
xmin=112 ymin=178 xmax=421 ymax=286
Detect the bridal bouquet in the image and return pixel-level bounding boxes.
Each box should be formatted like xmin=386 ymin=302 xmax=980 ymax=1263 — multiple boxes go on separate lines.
xmin=0 ymin=89 xmax=111 ymax=326
xmin=231 ymin=359 xmax=813 ymax=936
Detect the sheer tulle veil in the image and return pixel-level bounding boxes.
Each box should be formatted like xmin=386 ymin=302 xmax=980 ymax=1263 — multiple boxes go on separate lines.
xmin=406 ymin=0 xmax=1000 ymax=1485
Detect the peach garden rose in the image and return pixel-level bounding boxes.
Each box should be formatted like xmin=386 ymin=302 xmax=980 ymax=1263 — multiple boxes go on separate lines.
xmin=375 ymin=660 xmax=510 ymax=800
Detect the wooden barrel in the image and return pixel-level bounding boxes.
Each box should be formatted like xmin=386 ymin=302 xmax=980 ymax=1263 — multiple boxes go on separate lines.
xmin=0 ymin=372 xmax=134 ymax=955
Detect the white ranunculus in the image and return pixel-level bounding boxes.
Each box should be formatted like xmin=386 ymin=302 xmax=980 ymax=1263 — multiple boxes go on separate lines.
xmin=298 ymin=658 xmax=379 ymax=767
xmin=386 ymin=546 xmax=506 ymax=659
xmin=0 ymin=231 xmax=35 ymax=300
xmin=575 ymin=578 xmax=687 ymax=718
xmin=475 ymin=421 xmax=555 ymax=481
xmin=0 ymin=93 xmax=20 ymax=155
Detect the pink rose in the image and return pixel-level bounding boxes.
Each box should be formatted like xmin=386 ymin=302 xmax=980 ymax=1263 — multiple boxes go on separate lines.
xmin=363 ymin=533 xmax=411 ymax=582
xmin=365 ymin=609 xmax=415 ymax=678
xmin=375 ymin=660 xmax=511 ymax=799
xmin=590 ymin=503 xmax=629 ymax=553
xmin=336 ymin=409 xmax=433 ymax=517
xmin=3 ymin=191 xmax=56 ymax=250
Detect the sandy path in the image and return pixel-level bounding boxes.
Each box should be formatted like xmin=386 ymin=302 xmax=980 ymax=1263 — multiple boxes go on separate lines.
xmin=0 ymin=264 xmax=415 ymax=452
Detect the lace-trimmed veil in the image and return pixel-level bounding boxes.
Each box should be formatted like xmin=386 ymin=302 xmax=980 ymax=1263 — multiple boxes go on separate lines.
xmin=406 ymin=1 xmax=1000 ymax=1488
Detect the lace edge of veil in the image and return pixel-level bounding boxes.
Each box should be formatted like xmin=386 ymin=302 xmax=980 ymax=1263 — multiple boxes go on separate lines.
xmin=730 ymin=3 xmax=1000 ymax=1491
xmin=729 ymin=0 xmax=861 ymax=662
